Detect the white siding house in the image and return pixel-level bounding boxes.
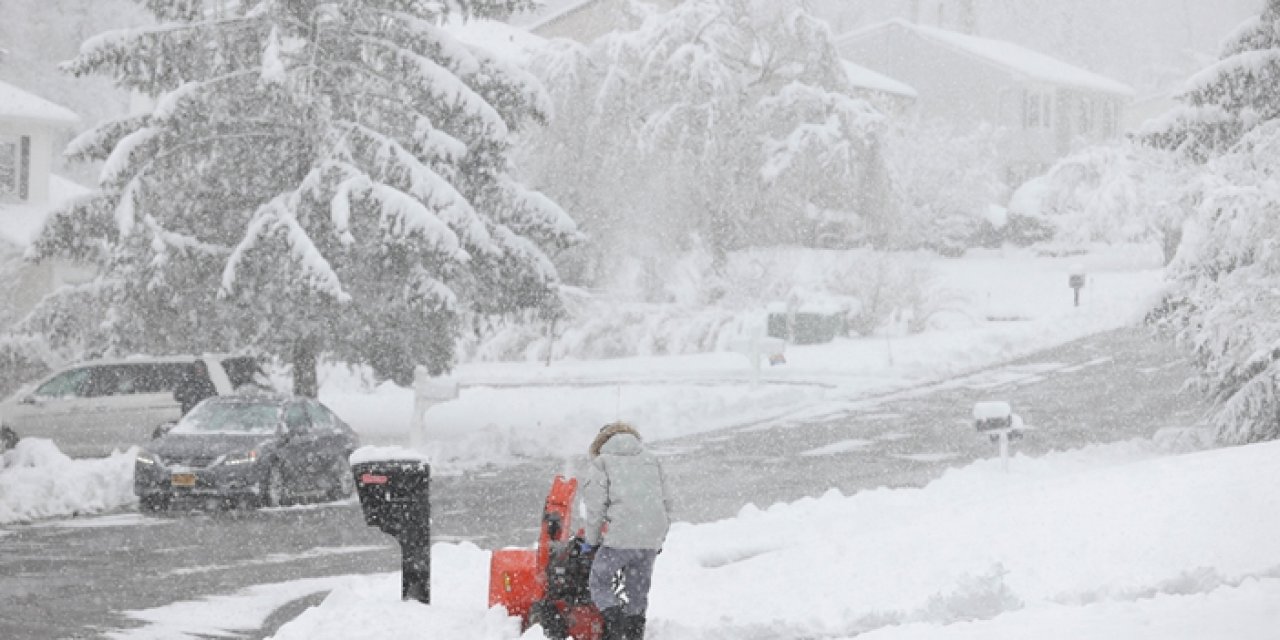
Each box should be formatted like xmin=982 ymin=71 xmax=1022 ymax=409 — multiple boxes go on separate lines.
xmin=0 ymin=80 xmax=78 ymax=207
xmin=0 ymin=80 xmax=91 ymax=328
xmin=836 ymin=19 xmax=1134 ymax=182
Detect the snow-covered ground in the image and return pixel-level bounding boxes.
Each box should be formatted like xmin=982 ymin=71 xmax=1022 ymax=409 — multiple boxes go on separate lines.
xmin=9 ymin=243 xmax=1274 ymax=637
xmin=326 ymin=245 xmax=1167 ymax=473
xmin=107 ymin=438 xmax=1280 ymax=639
xmin=2 ymin=245 xmax=1164 ymax=523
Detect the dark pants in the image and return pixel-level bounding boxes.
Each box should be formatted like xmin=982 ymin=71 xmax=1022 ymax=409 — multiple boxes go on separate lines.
xmin=589 ymin=546 xmax=658 ymax=616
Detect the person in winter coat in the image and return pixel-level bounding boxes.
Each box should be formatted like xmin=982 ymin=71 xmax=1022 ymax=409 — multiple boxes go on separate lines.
xmin=580 ymin=422 xmax=673 ymax=640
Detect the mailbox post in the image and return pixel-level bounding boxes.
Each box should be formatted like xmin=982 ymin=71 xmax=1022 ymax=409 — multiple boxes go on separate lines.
xmin=973 ymin=401 xmax=1022 ymax=472
xmin=412 ymin=368 xmax=459 ymax=452
xmin=1069 ymin=265 xmax=1086 ymax=307
xmin=730 ymin=329 xmax=787 ymax=387
xmin=352 ymin=451 xmax=432 ymax=603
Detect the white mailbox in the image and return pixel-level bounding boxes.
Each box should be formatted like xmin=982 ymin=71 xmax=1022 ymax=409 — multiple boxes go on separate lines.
xmin=973 ymin=401 xmax=1013 ymax=432
xmin=972 ymin=401 xmax=1023 ymax=472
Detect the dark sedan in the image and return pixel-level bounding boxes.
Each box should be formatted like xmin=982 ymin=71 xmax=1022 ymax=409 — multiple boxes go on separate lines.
xmin=134 ymin=394 xmax=360 ymax=511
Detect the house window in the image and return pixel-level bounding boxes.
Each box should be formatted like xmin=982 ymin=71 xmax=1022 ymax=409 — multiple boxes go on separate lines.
xmin=0 ymin=138 xmax=17 ymax=196
xmin=1078 ymin=97 xmax=1094 ymax=134
xmin=1100 ymin=100 xmax=1117 ymax=136
xmin=1023 ymin=90 xmax=1052 ymax=130
xmin=0 ymin=134 xmax=29 ymax=200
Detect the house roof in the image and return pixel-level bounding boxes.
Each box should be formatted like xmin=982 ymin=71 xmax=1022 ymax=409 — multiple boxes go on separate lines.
xmin=0 ymin=79 xmax=80 ymax=126
xmin=841 ymin=60 xmax=917 ymax=98
xmin=838 ymin=19 xmax=1135 ymax=97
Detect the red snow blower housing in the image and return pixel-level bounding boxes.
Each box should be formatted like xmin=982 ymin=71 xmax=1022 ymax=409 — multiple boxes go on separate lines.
xmin=489 ymin=476 xmax=603 ymax=639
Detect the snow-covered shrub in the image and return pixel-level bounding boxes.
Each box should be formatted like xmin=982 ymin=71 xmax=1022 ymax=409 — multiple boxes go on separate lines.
xmin=463 ymin=303 xmax=747 ymax=362
xmin=884 ymin=120 xmax=1011 ymax=253
xmin=821 ymin=251 xmax=954 ymax=336
xmin=461 ymin=246 xmax=946 ymax=362
xmin=1009 ymin=141 xmax=1191 ymax=263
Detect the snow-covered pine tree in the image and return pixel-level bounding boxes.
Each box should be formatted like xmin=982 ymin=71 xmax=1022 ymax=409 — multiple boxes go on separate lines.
xmin=522 ymin=0 xmax=886 ymax=288
xmin=29 ymin=0 xmax=579 ymax=395
xmin=1142 ymin=0 xmax=1280 ymax=443
xmin=1142 ymin=0 xmax=1280 ymax=160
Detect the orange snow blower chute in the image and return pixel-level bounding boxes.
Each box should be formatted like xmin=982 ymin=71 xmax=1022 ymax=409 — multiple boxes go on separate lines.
xmin=488 ymin=475 xmax=603 ymax=640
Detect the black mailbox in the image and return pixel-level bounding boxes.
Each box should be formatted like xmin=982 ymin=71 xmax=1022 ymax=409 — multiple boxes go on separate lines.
xmin=353 ymin=459 xmax=431 ymax=603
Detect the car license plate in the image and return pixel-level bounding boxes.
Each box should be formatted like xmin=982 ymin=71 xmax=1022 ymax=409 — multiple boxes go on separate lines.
xmin=171 ymin=473 xmax=197 ymax=487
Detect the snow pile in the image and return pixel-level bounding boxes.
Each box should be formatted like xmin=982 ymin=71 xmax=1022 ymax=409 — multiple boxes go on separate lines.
xmin=0 ymin=439 xmax=137 ymax=524
xmin=269 ymin=545 xmax=519 ymax=640
xmin=269 ymin=439 xmax=1280 ymax=639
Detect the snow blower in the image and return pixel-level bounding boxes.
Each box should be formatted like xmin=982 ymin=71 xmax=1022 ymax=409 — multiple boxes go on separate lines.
xmin=489 ymin=475 xmax=604 ymax=640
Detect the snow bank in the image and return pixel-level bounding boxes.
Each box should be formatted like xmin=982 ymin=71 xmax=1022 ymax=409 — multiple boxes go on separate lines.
xmin=0 ymin=439 xmax=137 ymax=524
xmin=269 ymin=439 xmax=1280 ymax=639
xmin=269 ymin=545 xmax=519 ymax=640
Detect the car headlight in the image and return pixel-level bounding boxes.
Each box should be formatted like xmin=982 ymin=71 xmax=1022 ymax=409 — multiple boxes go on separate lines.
xmin=217 ymin=449 xmax=259 ymax=466
xmin=136 ymin=451 xmax=163 ymax=466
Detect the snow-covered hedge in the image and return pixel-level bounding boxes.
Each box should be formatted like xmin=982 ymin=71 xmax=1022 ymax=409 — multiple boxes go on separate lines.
xmin=461 ymin=247 xmax=946 ymax=362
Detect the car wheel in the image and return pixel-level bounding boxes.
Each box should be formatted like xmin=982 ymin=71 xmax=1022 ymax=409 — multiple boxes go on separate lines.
xmin=259 ymin=463 xmax=286 ymax=508
xmin=1 ymin=426 xmax=18 ymax=452
xmin=151 ymin=421 xmax=177 ymax=440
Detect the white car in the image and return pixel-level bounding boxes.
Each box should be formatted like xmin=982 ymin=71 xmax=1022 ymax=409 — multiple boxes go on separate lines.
xmin=0 ymin=354 xmax=267 ymax=458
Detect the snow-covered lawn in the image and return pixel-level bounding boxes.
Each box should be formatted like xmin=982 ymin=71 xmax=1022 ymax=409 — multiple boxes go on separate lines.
xmin=106 ymin=438 xmax=1280 ymax=639
xmin=325 ymin=245 xmax=1168 ymax=472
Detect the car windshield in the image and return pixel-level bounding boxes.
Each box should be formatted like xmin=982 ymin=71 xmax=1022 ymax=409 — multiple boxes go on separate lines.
xmin=171 ymin=401 xmax=280 ymax=435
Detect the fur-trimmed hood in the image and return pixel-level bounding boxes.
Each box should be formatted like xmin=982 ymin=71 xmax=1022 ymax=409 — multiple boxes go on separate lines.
xmin=589 ymin=422 xmax=642 ymax=458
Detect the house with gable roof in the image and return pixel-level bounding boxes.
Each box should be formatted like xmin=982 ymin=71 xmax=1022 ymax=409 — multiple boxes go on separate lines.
xmin=836 ymin=19 xmax=1135 ymax=182
xmin=0 ymin=79 xmax=92 ymax=328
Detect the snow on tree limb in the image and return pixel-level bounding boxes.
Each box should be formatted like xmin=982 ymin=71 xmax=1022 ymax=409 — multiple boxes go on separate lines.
xmin=99 ymin=127 xmax=161 ymax=187
xmin=355 ymin=32 xmax=510 ymax=138
xmin=142 ymin=214 xmax=230 ymax=262
xmin=345 ymin=121 xmax=493 ymax=252
xmin=260 ymin=26 xmax=286 ymax=86
xmin=222 ymin=192 xmax=351 ymax=303
xmin=367 ymin=183 xmax=465 ymax=258
xmin=65 ymin=115 xmax=150 ymax=163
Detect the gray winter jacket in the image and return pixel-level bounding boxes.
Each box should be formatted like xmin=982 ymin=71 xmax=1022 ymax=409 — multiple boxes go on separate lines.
xmin=581 ymin=427 xmax=673 ymax=550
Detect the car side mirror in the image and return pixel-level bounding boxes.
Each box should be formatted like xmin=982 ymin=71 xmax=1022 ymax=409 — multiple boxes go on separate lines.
xmin=151 ymin=421 xmax=176 ymax=439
